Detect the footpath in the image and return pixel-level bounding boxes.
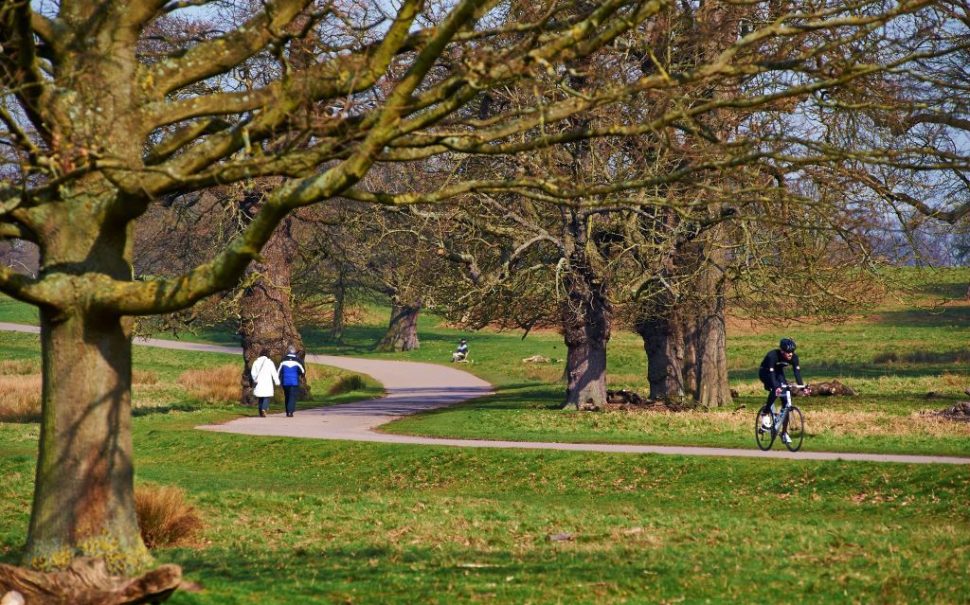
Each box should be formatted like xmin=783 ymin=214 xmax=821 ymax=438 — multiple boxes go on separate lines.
xmin=2 ymin=322 xmax=968 ymax=465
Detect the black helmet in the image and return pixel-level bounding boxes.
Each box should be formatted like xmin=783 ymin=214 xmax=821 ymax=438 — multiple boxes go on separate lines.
xmin=779 ymin=338 xmax=796 ymax=353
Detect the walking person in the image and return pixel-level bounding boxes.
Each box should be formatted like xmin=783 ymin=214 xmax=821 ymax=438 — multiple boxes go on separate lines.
xmin=250 ymin=349 xmax=279 ymax=417
xmin=277 ymin=345 xmax=306 ymax=417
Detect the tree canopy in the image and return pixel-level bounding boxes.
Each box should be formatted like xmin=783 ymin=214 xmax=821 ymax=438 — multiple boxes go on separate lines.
xmin=0 ymin=0 xmax=960 ymax=595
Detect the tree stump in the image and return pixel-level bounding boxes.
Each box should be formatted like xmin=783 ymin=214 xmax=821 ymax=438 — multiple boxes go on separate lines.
xmin=0 ymin=558 xmax=181 ymax=605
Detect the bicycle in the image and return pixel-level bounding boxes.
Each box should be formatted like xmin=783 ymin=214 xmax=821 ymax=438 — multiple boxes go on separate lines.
xmin=755 ymin=384 xmax=807 ymax=452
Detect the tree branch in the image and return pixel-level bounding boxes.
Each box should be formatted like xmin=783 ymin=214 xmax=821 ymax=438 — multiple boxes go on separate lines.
xmin=146 ymin=0 xmax=313 ymax=96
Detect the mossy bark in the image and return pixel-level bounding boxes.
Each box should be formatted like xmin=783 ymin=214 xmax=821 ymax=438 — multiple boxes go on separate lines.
xmin=26 ymin=308 xmax=150 ymax=573
xmin=563 ymin=330 xmax=609 ymax=408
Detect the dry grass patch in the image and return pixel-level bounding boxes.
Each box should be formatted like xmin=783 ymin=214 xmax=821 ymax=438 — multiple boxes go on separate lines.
xmin=178 ymin=363 xmax=240 ymax=404
xmin=135 ymin=484 xmax=204 ymax=549
xmin=522 ymin=364 xmax=564 ymax=383
xmin=0 ymin=374 xmax=40 ymax=421
xmin=940 ymin=372 xmax=970 ymax=389
xmin=0 ymin=359 xmax=38 ymax=375
xmin=133 ymin=369 xmax=160 ymax=386
xmin=327 ymin=373 xmax=366 ymax=395
xmin=305 ymin=364 xmax=335 ymax=384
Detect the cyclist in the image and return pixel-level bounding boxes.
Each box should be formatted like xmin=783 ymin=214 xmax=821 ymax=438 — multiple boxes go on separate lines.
xmin=758 ymin=337 xmax=807 ymax=445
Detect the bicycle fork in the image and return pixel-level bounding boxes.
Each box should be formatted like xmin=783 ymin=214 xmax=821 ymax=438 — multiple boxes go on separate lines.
xmin=774 ymin=392 xmax=792 ymax=432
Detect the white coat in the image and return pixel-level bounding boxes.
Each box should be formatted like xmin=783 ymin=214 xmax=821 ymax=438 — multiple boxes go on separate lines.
xmin=250 ymin=355 xmax=280 ymax=398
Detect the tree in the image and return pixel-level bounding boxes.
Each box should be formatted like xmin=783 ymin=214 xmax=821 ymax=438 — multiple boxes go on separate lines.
xmin=0 ymin=0 xmax=941 ymax=589
xmin=0 ymin=0 xmax=674 ymax=577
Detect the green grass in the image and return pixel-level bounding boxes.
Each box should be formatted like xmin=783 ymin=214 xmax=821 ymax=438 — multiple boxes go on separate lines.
xmin=0 ymin=268 xmax=969 ymax=602
xmin=2 ymin=416 xmax=968 ymax=603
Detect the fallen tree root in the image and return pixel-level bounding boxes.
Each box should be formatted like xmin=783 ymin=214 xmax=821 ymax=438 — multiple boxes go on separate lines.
xmin=0 ymin=558 xmax=181 ymax=605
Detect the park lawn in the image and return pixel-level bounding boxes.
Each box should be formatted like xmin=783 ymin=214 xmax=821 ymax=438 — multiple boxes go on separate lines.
xmin=1 ymin=413 xmax=968 ymax=604
xmin=381 ymin=315 xmax=970 ymax=456
xmin=1 ymin=271 xmax=969 ymax=602
xmin=373 ymin=271 xmax=970 ymax=457
xmin=2 ymin=268 xmax=970 ymax=456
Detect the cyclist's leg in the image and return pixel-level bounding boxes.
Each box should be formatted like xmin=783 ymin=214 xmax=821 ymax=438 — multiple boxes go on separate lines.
xmin=760 ymin=384 xmax=777 ymax=416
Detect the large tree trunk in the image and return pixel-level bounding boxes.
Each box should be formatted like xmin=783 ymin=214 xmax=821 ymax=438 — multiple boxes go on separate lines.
xmin=636 ymin=249 xmax=732 ymax=407
xmin=636 ymin=312 xmax=687 ymax=401
xmin=26 ymin=309 xmax=150 ymax=573
xmin=563 ymin=328 xmax=609 ymax=408
xmin=560 ymin=211 xmax=612 ymax=409
xmin=560 ymin=262 xmax=612 ymax=409
xmin=375 ymin=301 xmax=421 ymax=352
xmin=238 ymin=217 xmax=305 ymax=404
xmin=687 ymin=276 xmax=732 ymax=407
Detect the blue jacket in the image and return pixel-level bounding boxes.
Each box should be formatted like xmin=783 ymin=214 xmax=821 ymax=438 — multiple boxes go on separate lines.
xmin=277 ymin=354 xmax=306 ymax=387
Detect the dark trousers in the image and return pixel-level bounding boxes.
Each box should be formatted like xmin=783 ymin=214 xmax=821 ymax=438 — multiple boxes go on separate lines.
xmin=762 ymin=385 xmax=778 ymax=413
xmin=283 ymin=386 xmax=299 ymax=415
xmin=257 ymin=396 xmax=271 ymax=412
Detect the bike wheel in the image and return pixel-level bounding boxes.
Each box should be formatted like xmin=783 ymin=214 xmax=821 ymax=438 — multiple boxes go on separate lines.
xmin=783 ymin=406 xmax=804 ymax=452
xmin=755 ymin=410 xmax=776 ymax=451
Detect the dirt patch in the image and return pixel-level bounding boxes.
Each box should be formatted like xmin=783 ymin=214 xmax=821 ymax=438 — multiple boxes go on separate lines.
xmin=803 ymin=380 xmax=856 ymax=397
xmin=582 ymin=390 xmax=694 ymax=413
xmin=928 ymin=401 xmax=970 ymax=422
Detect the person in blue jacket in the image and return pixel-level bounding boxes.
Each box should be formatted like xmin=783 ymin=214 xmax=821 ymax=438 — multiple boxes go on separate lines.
xmin=277 ymin=345 xmax=306 ymax=417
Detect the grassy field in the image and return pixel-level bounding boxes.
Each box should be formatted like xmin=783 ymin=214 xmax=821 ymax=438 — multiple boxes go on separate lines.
xmin=0 ymin=267 xmax=969 ymax=602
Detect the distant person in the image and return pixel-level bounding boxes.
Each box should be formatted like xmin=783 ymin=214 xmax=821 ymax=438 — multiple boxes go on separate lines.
xmin=277 ymin=345 xmax=306 ymax=417
xmin=250 ymin=349 xmax=279 ymax=417
xmin=758 ymin=337 xmax=807 ymax=445
xmin=451 ymin=338 xmax=469 ymax=362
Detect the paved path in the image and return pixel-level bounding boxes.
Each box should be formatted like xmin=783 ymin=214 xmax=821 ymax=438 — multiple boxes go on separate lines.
xmin=3 ymin=321 xmax=969 ymax=465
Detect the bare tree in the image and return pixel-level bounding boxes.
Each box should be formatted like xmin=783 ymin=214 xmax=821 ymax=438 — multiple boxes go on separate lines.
xmin=0 ymin=0 xmax=942 ymax=594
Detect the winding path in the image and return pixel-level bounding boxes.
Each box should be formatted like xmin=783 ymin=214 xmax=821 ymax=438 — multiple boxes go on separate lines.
xmin=3 ymin=321 xmax=968 ymax=465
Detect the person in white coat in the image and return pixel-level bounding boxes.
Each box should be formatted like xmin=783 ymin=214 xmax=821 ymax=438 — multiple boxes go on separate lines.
xmin=250 ymin=349 xmax=280 ymax=417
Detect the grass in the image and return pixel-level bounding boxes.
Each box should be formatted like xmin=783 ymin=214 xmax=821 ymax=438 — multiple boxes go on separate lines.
xmin=0 ymin=267 xmax=968 ymax=602
xmin=135 ymin=484 xmax=204 ymax=549
xmin=2 ymin=419 xmax=968 ymax=603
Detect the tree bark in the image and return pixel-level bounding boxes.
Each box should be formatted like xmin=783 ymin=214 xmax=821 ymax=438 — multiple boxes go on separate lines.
xmin=331 ymin=271 xmax=346 ymax=344
xmin=636 ymin=312 xmax=687 ymax=401
xmin=563 ymin=326 xmax=609 ymax=408
xmin=560 ymin=212 xmax=612 ymax=409
xmin=687 ymin=268 xmax=732 ymax=407
xmin=0 ymin=558 xmax=180 ymax=605
xmin=238 ymin=217 xmax=305 ymax=404
xmin=636 ymin=265 xmax=731 ymax=407
xmin=375 ymin=301 xmax=421 ymax=352
xmin=26 ymin=309 xmax=150 ymax=573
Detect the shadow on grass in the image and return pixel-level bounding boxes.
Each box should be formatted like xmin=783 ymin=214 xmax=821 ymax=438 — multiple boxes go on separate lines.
xmin=871 ymin=349 xmax=970 ymax=364
xmin=390 ymin=383 xmax=565 ymax=419
xmin=730 ymin=361 xmax=970 ymax=383
xmin=911 ymin=280 xmax=970 ymax=300
xmin=166 ymin=545 xmax=622 ymax=603
xmin=0 ymin=547 xmax=21 ymax=565
xmin=133 ymin=403 xmax=205 ymax=417
xmin=871 ymin=306 xmax=970 ymax=327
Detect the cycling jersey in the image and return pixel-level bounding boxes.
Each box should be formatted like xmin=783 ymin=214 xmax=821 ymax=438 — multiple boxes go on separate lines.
xmin=759 ymin=349 xmax=803 ymax=389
